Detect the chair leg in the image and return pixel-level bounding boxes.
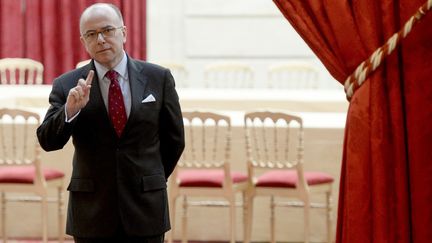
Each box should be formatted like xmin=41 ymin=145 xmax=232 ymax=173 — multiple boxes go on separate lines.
xmin=270 ymin=196 xmax=275 ymax=243
xmin=168 ymin=195 xmax=178 ymax=243
xmin=242 ymin=192 xmax=247 ymax=243
xmin=244 ymin=192 xmax=254 ymax=243
xmin=303 ymin=198 xmax=311 ymax=243
xmin=58 ymin=187 xmax=65 ymax=243
xmin=229 ymin=197 xmax=236 ymax=243
xmin=326 ymin=191 xmax=333 ymax=243
xmin=41 ymin=195 xmax=48 ymax=243
xmin=181 ymin=196 xmax=188 ymax=243
xmin=1 ymin=192 xmax=6 ymax=243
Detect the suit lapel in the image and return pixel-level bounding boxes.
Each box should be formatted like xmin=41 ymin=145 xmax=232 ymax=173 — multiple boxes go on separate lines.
xmin=81 ymin=61 xmax=108 ymax=117
xmin=123 ymin=57 xmax=149 ymax=134
xmin=80 ymin=57 xmax=149 ymax=138
xmin=79 ymin=61 xmax=117 ymax=138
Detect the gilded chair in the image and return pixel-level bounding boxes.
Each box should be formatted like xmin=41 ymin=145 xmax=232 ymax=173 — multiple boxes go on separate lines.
xmin=75 ymin=59 xmax=92 ymax=68
xmin=0 ymin=108 xmax=65 ymax=243
xmin=204 ymin=62 xmax=254 ymax=89
xmin=267 ymin=62 xmax=319 ymax=89
xmin=168 ymin=111 xmax=248 ymax=243
xmin=0 ymin=58 xmax=44 ymax=85
xmin=243 ymin=111 xmax=334 ymax=243
xmin=157 ymin=61 xmax=189 ymax=88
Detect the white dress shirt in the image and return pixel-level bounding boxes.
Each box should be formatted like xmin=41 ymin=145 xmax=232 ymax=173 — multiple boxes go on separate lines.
xmin=66 ymin=51 xmax=131 ymax=122
xmin=94 ymin=51 xmax=131 ymax=117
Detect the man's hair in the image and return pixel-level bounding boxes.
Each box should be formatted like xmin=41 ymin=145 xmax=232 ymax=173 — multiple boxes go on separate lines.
xmin=80 ymin=3 xmax=124 ymax=33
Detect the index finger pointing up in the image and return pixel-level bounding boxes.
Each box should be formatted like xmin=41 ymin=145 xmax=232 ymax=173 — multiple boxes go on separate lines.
xmin=86 ymin=70 xmax=94 ymax=85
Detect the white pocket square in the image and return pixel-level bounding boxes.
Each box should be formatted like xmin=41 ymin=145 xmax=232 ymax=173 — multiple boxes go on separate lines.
xmin=141 ymin=94 xmax=156 ymax=103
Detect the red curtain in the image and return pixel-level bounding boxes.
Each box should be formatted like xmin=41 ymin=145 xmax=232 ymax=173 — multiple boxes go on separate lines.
xmin=273 ymin=1 xmax=432 ymax=243
xmin=0 ymin=0 xmax=146 ymax=84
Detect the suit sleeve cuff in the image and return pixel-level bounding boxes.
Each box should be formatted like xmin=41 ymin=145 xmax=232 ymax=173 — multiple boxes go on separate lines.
xmin=65 ymin=106 xmax=81 ymax=123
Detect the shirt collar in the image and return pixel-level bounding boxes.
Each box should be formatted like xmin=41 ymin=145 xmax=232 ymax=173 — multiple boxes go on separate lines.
xmin=94 ymin=51 xmax=128 ymax=80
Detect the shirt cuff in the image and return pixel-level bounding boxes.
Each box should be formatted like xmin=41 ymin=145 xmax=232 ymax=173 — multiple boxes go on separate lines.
xmin=65 ymin=106 xmax=80 ymax=123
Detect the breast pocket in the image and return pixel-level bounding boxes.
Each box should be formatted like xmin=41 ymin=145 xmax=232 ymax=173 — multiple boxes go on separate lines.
xmin=140 ymin=102 xmax=158 ymax=111
xmin=140 ymin=93 xmax=159 ymax=110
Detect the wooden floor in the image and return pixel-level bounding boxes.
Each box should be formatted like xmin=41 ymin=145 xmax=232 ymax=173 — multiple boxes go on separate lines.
xmin=0 ymin=240 xmax=74 ymax=243
xmin=0 ymin=239 xmax=240 ymax=243
xmin=0 ymin=241 xmax=74 ymax=243
xmin=0 ymin=240 xmax=233 ymax=243
xmin=0 ymin=241 xmax=255 ymax=243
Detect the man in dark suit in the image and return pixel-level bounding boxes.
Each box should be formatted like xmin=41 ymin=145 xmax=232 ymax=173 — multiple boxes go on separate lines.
xmin=37 ymin=3 xmax=185 ymax=243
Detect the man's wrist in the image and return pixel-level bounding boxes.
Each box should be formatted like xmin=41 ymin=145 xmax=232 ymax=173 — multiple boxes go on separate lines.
xmin=65 ymin=107 xmax=80 ymax=122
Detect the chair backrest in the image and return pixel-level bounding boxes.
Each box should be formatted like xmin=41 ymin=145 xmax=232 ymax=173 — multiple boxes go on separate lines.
xmin=180 ymin=111 xmax=231 ymax=169
xmin=244 ymin=111 xmax=307 ymax=185
xmin=157 ymin=61 xmax=189 ymax=88
xmin=267 ymin=62 xmax=319 ymax=89
xmin=0 ymin=108 xmax=41 ymax=167
xmin=204 ymin=62 xmax=254 ymax=89
xmin=0 ymin=58 xmax=44 ymax=85
xmin=76 ymin=59 xmax=92 ymax=68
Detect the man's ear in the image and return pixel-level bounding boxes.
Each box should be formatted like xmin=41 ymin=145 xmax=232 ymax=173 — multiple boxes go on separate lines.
xmin=80 ymin=37 xmax=90 ymax=53
xmin=122 ymin=26 xmax=127 ymax=44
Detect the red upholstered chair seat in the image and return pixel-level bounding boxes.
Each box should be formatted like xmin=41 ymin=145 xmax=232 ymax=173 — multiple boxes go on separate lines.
xmin=169 ymin=111 xmax=248 ymax=243
xmin=0 ymin=108 xmax=66 ymax=242
xmin=178 ymin=169 xmax=248 ymax=187
xmin=0 ymin=166 xmax=65 ymax=184
xmin=243 ymin=111 xmax=335 ymax=243
xmin=256 ymin=170 xmax=334 ymax=188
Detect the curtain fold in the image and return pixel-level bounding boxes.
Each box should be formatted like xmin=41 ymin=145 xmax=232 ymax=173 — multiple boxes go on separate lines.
xmin=0 ymin=1 xmax=24 ymax=57
xmin=0 ymin=0 xmax=146 ymax=84
xmin=273 ymin=0 xmax=432 ymax=242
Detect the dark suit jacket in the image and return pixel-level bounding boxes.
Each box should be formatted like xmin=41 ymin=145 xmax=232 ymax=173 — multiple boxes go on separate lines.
xmin=37 ymin=57 xmax=185 ymax=237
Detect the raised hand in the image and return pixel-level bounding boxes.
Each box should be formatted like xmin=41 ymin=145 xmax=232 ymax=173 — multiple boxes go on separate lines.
xmin=66 ymin=70 xmax=94 ymax=118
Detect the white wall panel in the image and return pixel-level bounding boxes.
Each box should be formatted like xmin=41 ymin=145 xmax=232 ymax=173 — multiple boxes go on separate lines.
xmin=185 ymin=17 xmax=314 ymax=58
xmin=185 ymin=0 xmax=280 ymax=16
xmin=147 ymin=0 xmax=342 ymax=90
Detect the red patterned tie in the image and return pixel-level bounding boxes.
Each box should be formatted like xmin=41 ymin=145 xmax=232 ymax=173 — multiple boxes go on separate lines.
xmin=106 ymin=70 xmax=127 ymax=137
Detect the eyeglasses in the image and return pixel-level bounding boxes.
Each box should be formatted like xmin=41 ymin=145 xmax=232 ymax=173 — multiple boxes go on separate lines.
xmin=82 ymin=26 xmax=124 ymax=42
